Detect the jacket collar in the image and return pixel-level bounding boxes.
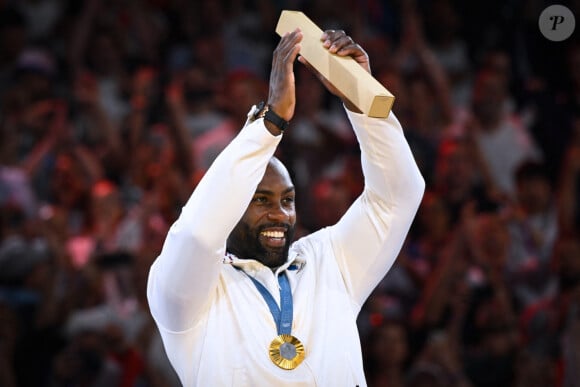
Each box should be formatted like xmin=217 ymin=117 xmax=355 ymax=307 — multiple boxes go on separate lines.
xmin=223 ymin=249 xmax=306 ymax=275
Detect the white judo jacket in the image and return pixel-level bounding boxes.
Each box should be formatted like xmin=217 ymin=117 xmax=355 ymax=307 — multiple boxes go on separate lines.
xmin=147 ymin=107 xmax=425 ymax=386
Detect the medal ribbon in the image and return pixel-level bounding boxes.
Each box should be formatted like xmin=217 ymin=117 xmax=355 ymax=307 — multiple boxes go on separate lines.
xmin=236 ymin=267 xmax=305 ymax=369
xmin=246 ymin=272 xmax=293 ymax=335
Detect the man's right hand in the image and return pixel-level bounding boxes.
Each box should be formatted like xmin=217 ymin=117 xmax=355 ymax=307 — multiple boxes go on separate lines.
xmin=266 ymin=28 xmax=303 ymax=132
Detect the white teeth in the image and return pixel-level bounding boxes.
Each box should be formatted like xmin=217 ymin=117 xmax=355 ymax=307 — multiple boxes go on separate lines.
xmin=261 ymin=231 xmax=285 ymax=238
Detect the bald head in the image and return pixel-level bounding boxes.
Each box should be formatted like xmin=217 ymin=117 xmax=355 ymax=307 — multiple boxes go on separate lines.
xmin=265 ymin=156 xmax=292 ymax=184
xmin=226 ymin=156 xmax=297 ymax=268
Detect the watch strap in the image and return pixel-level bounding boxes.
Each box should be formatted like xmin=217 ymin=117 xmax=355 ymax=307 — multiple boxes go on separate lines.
xmin=255 ymin=102 xmax=289 ymax=131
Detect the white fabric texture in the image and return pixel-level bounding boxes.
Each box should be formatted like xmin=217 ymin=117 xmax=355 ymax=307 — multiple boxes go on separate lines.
xmin=147 ymin=108 xmax=425 ymax=386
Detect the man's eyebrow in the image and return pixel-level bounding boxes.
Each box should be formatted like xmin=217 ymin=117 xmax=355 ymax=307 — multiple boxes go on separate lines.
xmin=254 ymin=186 xmax=295 ymax=195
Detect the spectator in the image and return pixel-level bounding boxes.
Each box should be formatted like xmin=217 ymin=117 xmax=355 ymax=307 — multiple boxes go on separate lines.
xmin=391 ymin=191 xmax=454 ymax=298
xmin=421 ymin=0 xmax=472 ymax=108
xmin=519 ymin=235 xmax=580 ymax=385
xmin=432 ymin=136 xmax=499 ymax=224
xmin=461 ymin=68 xmax=543 ymax=198
xmin=189 ymin=69 xmax=267 ymax=175
xmin=363 ymin=319 xmax=410 ymax=387
xmin=504 ymin=160 xmax=559 ymax=309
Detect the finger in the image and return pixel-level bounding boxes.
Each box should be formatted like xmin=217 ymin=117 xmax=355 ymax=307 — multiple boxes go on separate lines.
xmin=320 ymin=29 xmax=348 ymax=48
xmin=279 ymin=28 xmax=302 ymax=50
xmin=335 ymin=43 xmax=364 ymax=57
xmin=327 ymin=35 xmax=356 ymax=54
xmin=323 ymin=38 xmax=371 ymax=73
xmin=320 ymin=29 xmax=345 ymax=41
xmin=275 ymin=29 xmax=302 ymax=61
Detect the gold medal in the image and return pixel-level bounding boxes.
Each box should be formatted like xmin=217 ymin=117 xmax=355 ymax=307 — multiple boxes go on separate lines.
xmin=269 ymin=334 xmax=305 ymax=370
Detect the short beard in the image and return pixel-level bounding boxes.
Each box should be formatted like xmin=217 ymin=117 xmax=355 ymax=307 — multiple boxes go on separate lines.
xmin=226 ymin=221 xmax=294 ymax=269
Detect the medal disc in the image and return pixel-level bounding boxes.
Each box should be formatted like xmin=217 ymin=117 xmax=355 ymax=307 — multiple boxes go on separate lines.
xmin=269 ymin=334 xmax=305 ymax=370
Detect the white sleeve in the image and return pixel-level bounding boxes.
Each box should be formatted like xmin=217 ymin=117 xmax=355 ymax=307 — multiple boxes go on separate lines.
xmin=147 ymin=117 xmax=282 ymax=332
xmin=329 ymin=109 xmax=425 ymax=307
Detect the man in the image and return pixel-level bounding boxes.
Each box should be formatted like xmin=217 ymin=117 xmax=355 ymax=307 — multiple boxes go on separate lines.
xmin=147 ymin=28 xmax=424 ymax=386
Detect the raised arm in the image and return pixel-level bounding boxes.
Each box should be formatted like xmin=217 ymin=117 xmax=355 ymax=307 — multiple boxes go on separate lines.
xmin=147 ymin=29 xmax=303 ymax=332
xmin=301 ymin=30 xmax=425 ymax=306
xmin=332 ymin=108 xmax=425 ymax=306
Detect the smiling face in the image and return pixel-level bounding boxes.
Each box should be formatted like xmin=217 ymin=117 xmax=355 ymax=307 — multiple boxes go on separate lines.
xmin=226 ymin=158 xmax=296 ymax=268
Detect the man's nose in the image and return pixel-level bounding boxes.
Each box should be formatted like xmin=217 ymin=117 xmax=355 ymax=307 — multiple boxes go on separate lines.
xmin=267 ymin=203 xmax=290 ymax=221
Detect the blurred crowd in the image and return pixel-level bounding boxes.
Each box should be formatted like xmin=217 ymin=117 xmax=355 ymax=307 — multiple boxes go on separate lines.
xmin=0 ymin=0 xmax=578 ymax=386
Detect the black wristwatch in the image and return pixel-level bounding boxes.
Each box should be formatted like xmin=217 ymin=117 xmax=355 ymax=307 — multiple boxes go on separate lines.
xmin=254 ymin=101 xmax=289 ymax=131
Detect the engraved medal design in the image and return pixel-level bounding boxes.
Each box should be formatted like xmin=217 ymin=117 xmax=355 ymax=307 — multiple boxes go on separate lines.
xmin=269 ymin=334 xmax=305 ymax=370
xmin=239 ymin=270 xmax=306 ymax=370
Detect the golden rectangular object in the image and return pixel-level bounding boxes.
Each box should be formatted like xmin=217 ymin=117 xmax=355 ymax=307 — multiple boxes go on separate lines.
xmin=275 ymin=10 xmax=394 ymax=118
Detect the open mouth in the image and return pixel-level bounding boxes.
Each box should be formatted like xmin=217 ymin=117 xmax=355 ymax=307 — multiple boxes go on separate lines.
xmin=259 ymin=228 xmax=287 ymax=248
